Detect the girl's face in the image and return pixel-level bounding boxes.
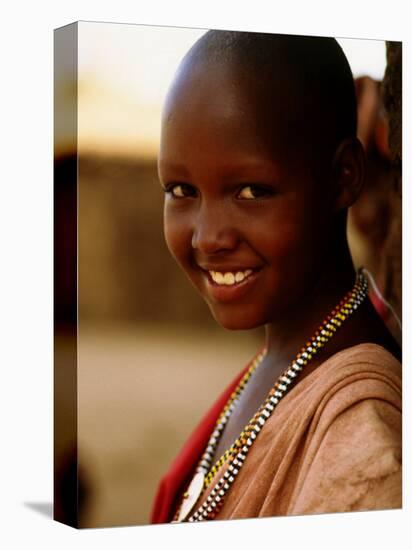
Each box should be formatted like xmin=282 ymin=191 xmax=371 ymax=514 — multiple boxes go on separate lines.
xmin=158 ymin=63 xmax=336 ymax=330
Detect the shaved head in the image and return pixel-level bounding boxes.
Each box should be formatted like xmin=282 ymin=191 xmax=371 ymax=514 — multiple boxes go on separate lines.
xmin=166 ymin=30 xmax=357 ymax=174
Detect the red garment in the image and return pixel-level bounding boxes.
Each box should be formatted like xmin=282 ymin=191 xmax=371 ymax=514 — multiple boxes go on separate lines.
xmin=150 ymin=365 xmax=249 ymax=524
xmin=370 ymin=289 xmax=390 ymax=322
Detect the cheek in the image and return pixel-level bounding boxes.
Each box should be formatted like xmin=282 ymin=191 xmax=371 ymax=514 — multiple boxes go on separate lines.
xmin=163 ymin=210 xmax=192 ymax=268
xmin=259 ymin=206 xmax=332 ymax=267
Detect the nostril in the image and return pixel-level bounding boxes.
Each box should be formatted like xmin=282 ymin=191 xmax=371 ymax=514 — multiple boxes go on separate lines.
xmin=191 ymin=227 xmax=239 ymax=253
xmin=191 ymin=204 xmax=240 ymax=253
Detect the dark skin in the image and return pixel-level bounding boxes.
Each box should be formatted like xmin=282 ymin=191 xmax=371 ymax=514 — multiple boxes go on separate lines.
xmin=158 ymin=57 xmax=401 ymax=464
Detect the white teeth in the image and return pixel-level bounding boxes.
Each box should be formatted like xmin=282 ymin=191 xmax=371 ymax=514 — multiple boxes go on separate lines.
xmin=209 ymin=269 xmax=254 ymax=286
xmin=214 ymin=271 xmax=224 ymax=284
xmin=235 ymin=271 xmax=245 ymax=283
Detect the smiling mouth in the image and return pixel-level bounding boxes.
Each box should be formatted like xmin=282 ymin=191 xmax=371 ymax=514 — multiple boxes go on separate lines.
xmin=198 ymin=266 xmax=262 ymax=303
xmin=208 ymin=269 xmax=254 ymax=286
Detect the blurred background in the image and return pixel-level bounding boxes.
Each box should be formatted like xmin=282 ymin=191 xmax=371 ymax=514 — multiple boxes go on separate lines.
xmin=54 ymin=22 xmax=402 ymax=527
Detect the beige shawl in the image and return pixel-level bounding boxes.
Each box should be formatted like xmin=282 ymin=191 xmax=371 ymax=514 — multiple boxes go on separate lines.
xmin=200 ymin=343 xmax=401 ymax=519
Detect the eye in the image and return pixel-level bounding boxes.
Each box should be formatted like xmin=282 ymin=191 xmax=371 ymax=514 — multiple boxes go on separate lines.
xmin=237 ymin=184 xmax=273 ymax=200
xmin=165 ymin=183 xmax=197 ymax=199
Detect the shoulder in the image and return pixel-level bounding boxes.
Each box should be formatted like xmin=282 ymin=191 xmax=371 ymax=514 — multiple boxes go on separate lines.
xmin=283 ymin=342 xmax=401 ymax=438
xmin=305 ymin=342 xmax=402 ymax=475
xmin=290 ymin=398 xmax=402 ymax=514
xmin=289 ymin=344 xmax=402 ymax=514
xmin=317 ymin=342 xmax=401 ymax=384
xmin=305 ymin=343 xmax=401 ymax=422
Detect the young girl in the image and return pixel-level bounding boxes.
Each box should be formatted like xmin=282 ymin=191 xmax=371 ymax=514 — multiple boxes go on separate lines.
xmin=151 ymin=30 xmax=401 ymax=523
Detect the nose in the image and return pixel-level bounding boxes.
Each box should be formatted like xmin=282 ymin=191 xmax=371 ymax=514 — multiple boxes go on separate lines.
xmin=191 ymin=202 xmax=239 ymax=254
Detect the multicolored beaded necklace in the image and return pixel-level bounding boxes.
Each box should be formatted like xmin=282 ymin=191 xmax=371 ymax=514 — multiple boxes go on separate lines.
xmin=174 ymin=270 xmax=368 ymax=523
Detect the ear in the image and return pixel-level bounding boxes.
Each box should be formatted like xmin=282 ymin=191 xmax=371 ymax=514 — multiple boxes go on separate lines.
xmin=330 ymin=137 xmax=365 ymax=211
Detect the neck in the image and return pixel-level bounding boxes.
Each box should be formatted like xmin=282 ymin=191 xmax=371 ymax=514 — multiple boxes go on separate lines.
xmin=263 ymin=239 xmax=356 ymax=371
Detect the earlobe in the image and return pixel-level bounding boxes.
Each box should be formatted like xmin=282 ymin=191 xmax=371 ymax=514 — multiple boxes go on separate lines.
xmin=331 ymin=137 xmax=365 ymax=211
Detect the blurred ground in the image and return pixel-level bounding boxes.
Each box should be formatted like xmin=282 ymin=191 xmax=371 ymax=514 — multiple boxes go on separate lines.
xmin=77 ymin=322 xmax=262 ymax=526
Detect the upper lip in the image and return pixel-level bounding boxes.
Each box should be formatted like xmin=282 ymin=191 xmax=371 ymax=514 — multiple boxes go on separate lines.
xmin=197 ymin=263 xmax=261 ymax=272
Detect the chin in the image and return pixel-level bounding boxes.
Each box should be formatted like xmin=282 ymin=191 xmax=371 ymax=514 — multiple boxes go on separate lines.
xmin=209 ymin=308 xmax=265 ymax=331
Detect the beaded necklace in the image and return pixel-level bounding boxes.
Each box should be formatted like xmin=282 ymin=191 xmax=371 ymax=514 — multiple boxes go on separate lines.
xmin=174 ymin=270 xmax=368 ymax=523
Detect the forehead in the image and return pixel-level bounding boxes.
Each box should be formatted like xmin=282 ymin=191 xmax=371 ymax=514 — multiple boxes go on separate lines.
xmin=159 ymin=59 xmax=308 ymax=170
